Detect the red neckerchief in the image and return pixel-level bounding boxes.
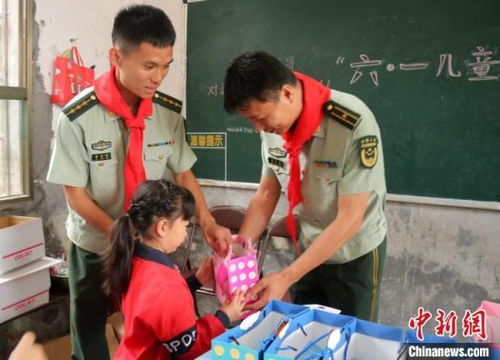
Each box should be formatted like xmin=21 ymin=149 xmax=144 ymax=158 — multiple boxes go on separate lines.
xmin=94 ymin=66 xmax=152 ymax=211
xmin=282 ymin=72 xmax=331 ymax=253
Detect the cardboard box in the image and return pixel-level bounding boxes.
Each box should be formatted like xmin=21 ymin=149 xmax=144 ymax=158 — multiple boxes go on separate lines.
xmin=264 ymin=308 xmax=351 ymax=360
xmin=0 ymin=216 xmax=45 ymax=275
xmin=211 ymin=300 xmax=308 ymax=360
xmin=0 ymin=257 xmax=60 ymax=324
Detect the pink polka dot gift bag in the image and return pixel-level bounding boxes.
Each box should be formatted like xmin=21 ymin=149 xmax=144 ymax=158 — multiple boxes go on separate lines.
xmin=213 ymin=235 xmax=259 ymax=307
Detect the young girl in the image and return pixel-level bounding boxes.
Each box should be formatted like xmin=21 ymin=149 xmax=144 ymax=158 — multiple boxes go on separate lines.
xmin=102 ymin=180 xmax=246 ymax=359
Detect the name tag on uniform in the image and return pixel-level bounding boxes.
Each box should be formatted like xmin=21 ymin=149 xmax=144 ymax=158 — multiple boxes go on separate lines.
xmin=268 ymin=157 xmax=285 ymax=168
xmin=91 ymin=152 xmax=111 ymax=161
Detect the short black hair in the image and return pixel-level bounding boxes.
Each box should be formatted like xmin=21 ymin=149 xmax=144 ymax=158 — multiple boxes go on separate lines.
xmin=223 ymin=51 xmax=297 ymax=113
xmin=112 ymin=4 xmax=176 ymax=52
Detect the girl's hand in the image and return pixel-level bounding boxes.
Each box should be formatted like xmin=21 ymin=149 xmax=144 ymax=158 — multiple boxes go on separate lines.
xmin=220 ymin=288 xmax=247 ymax=323
xmin=195 ymin=257 xmax=214 ymax=287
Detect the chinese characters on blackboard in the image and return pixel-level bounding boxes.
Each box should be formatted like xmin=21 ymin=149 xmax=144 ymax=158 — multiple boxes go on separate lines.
xmin=206 ymin=46 xmax=498 ymax=94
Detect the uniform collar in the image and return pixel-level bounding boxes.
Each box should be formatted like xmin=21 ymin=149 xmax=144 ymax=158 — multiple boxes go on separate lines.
xmin=103 ymin=109 xmax=120 ymax=122
xmin=134 ymin=242 xmax=176 ymax=269
xmin=103 ymin=109 xmax=153 ymax=122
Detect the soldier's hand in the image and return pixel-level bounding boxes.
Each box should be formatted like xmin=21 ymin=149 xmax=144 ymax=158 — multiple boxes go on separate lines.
xmin=203 ymin=223 xmax=232 ymax=256
xmin=244 ymin=271 xmax=292 ymax=310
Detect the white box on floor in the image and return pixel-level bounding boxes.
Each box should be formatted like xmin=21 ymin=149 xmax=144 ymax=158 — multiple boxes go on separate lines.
xmin=0 ymin=216 xmax=45 ymax=275
xmin=0 ymin=257 xmax=60 ymax=324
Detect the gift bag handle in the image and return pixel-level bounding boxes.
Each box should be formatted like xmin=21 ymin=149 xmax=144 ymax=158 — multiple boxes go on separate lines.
xmin=294 ymin=329 xmax=332 ymax=360
xmin=223 ymin=235 xmax=255 ymax=261
xmin=259 ymin=318 xmax=290 ymax=352
xmin=60 ymin=47 xmax=84 ymax=66
xmin=223 ymin=245 xmax=234 ymax=261
xmin=70 ymin=46 xmax=84 ymax=66
xmin=322 ymin=319 xmax=355 ymax=360
xmin=61 ymin=48 xmax=72 ymax=58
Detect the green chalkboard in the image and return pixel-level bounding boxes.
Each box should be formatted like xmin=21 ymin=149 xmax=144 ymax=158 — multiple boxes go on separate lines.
xmin=186 ymin=0 xmax=500 ymax=202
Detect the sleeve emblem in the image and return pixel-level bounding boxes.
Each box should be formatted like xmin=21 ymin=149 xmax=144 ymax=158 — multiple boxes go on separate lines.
xmin=359 ymin=136 xmax=378 ymax=168
xmin=162 ymin=326 xmax=197 ymax=355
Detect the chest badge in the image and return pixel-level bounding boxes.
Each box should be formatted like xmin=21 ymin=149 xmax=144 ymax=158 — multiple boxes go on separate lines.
xmin=314 ymin=160 xmax=337 ymax=168
xmin=91 ymin=140 xmax=112 ymax=151
xmin=359 ymin=136 xmax=378 ymax=168
xmin=268 ymin=147 xmax=287 ymax=158
xmin=147 ymin=139 xmax=176 ymax=147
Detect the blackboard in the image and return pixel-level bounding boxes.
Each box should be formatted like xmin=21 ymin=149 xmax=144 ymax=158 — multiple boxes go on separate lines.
xmin=186 ymin=0 xmax=500 ymax=202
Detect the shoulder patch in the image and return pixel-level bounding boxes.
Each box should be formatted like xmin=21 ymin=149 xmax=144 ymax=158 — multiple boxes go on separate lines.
xmin=153 ymin=91 xmax=182 ymax=113
xmin=323 ymin=100 xmax=360 ymax=130
xmin=359 ymin=135 xmax=379 ymax=168
xmin=62 ymin=91 xmax=99 ymax=121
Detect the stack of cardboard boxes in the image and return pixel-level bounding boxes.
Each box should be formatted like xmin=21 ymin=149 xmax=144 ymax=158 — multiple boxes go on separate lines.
xmin=0 ymin=216 xmax=59 ymax=324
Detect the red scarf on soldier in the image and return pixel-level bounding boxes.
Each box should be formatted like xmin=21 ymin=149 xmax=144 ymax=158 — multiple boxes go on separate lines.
xmin=94 ymin=66 xmax=153 ymax=211
xmin=282 ymin=72 xmax=331 ymax=253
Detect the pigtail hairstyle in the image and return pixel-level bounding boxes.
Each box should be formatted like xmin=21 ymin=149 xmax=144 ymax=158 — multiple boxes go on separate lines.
xmin=102 ymin=215 xmax=135 ymax=305
xmin=102 ymin=179 xmax=195 ymax=304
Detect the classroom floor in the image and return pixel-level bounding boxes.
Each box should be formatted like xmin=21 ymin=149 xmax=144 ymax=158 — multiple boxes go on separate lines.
xmin=41 ymin=316 xmax=121 ymax=360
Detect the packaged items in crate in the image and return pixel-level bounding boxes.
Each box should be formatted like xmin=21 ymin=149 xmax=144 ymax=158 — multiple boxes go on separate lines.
xmin=321 ymin=319 xmax=405 ymax=360
xmin=263 ymin=306 xmax=349 ymax=360
xmin=316 ymin=319 xmax=456 ymax=360
xmin=211 ymin=299 xmax=458 ymax=360
xmin=211 ymin=300 xmax=308 ymax=360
